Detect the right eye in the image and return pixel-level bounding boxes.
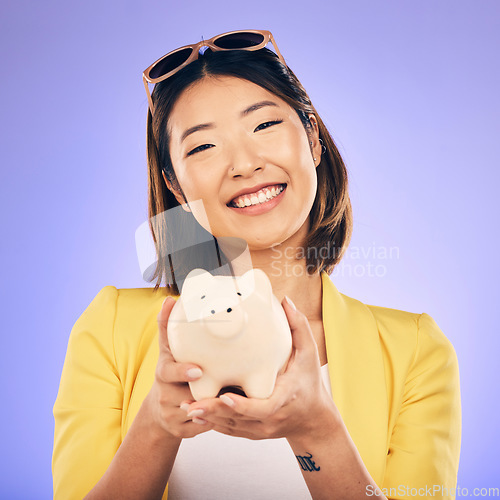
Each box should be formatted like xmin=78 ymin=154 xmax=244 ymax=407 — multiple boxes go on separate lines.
xmin=187 ymin=144 xmax=214 ymax=156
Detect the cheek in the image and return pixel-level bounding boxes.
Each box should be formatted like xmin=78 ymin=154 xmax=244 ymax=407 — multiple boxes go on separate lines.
xmin=175 ymin=171 xmax=222 ymax=226
xmin=173 ymin=162 xmax=204 ymax=199
xmin=272 ymin=126 xmax=311 ymax=161
xmin=181 ymin=171 xmax=218 ymax=204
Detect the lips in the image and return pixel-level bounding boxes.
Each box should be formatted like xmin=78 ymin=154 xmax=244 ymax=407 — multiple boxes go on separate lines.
xmin=227 ymin=183 xmax=287 ymax=206
xmin=226 ymin=183 xmax=287 ymax=215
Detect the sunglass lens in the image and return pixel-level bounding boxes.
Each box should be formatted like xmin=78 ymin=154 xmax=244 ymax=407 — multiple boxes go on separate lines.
xmin=149 ymin=47 xmax=193 ymax=79
xmin=214 ymin=32 xmax=265 ymax=49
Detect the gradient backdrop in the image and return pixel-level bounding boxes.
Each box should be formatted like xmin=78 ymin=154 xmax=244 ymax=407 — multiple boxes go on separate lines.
xmin=1 ymin=0 xmax=498 ymax=497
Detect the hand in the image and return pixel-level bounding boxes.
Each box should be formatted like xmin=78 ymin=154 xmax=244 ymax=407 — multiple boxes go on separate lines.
xmin=145 ymin=296 xmax=215 ymax=440
xmin=183 ymin=296 xmax=340 ymax=442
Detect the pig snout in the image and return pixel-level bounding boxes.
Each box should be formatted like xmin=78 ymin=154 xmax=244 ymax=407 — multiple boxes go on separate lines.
xmin=200 ymin=298 xmax=248 ymax=339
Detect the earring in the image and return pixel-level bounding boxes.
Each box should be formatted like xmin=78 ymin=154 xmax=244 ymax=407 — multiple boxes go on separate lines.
xmin=310 ymin=141 xmax=317 ymax=162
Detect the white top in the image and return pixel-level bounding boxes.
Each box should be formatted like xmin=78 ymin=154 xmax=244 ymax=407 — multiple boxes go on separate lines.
xmin=168 ymin=364 xmax=332 ymax=500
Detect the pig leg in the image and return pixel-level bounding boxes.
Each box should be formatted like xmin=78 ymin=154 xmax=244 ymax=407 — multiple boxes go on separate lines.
xmin=243 ymin=370 xmax=277 ymax=399
xmin=189 ymin=376 xmax=221 ymax=401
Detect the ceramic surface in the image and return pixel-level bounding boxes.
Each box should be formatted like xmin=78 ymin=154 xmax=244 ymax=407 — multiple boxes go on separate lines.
xmin=167 ymin=268 xmax=293 ymax=400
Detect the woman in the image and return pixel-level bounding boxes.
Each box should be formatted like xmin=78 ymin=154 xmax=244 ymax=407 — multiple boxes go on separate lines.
xmin=52 ymin=30 xmax=461 ymax=499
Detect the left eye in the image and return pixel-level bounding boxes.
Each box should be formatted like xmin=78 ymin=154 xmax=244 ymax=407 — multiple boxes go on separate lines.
xmin=255 ymin=119 xmax=283 ymax=132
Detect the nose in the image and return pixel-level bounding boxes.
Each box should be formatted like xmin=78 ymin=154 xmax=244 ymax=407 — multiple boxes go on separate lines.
xmin=228 ymin=138 xmax=264 ymax=178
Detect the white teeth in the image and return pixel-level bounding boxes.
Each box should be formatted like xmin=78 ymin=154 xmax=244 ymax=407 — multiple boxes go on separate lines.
xmin=231 ymin=184 xmax=284 ymax=208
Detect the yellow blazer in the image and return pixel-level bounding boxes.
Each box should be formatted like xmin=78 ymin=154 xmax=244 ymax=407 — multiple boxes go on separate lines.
xmin=52 ymin=271 xmax=461 ymax=499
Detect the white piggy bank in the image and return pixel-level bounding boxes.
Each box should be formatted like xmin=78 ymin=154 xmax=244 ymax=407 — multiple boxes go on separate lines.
xmin=167 ymin=268 xmax=292 ymax=400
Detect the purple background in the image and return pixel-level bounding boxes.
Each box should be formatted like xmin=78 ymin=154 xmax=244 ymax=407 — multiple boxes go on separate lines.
xmin=1 ymin=0 xmax=498 ymax=497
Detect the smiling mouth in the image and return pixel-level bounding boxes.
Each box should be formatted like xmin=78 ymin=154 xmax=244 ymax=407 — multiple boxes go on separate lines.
xmin=227 ymin=183 xmax=287 ymax=208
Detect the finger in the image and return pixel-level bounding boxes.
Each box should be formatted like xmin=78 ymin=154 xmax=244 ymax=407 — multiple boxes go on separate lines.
xmin=156 ymin=297 xmax=204 ymax=382
xmin=197 ymin=408 xmax=266 ymax=437
xmin=213 ymin=426 xmax=257 ymax=439
xmin=281 ymin=295 xmax=316 ymax=352
xmin=180 ymin=400 xmax=194 ymax=413
xmin=210 ymin=420 xmax=270 ymax=440
xmin=156 ymin=357 xmax=203 ymax=385
xmin=193 ymin=413 xmax=257 ymax=429
xmin=157 ymin=296 xmax=178 ymax=356
xmin=215 ymin=391 xmax=291 ymax=420
xmin=177 ymin=419 xmax=215 ymax=438
xmin=186 ymin=405 xmax=257 ymax=425
xmin=155 ymin=384 xmax=197 ymax=413
xmin=184 ymin=396 xmax=258 ymax=422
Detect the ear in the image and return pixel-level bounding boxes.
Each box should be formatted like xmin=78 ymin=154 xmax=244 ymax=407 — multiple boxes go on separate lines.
xmin=182 ymin=268 xmax=214 ymax=297
xmin=307 ymin=114 xmax=322 ymax=168
xmin=161 ymin=169 xmax=191 ymax=213
xmin=237 ymin=268 xmax=273 ymax=301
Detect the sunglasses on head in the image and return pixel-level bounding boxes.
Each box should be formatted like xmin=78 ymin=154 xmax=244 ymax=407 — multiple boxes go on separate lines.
xmin=142 ymin=29 xmax=286 ymax=117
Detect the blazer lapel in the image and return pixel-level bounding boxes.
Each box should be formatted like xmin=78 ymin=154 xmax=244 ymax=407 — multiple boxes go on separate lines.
xmin=321 ymin=271 xmax=388 ymax=486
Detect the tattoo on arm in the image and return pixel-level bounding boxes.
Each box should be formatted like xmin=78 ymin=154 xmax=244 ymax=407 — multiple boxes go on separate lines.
xmin=295 ymin=452 xmax=321 ymax=472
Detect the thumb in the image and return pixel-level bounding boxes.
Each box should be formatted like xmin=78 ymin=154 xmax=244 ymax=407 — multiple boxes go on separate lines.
xmin=157 ymin=296 xmax=177 ymax=355
xmin=281 ymin=295 xmax=315 ymax=352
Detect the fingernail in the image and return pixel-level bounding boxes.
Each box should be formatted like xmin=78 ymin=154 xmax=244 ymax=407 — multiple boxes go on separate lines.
xmin=186 ymin=367 xmax=203 ymax=380
xmin=220 ymin=394 xmax=235 ymax=407
xmin=162 ymin=296 xmax=173 ymax=307
xmin=284 ymin=295 xmax=296 ymax=312
xmin=180 ymin=403 xmax=190 ymax=412
xmin=192 ymin=417 xmax=207 ymax=425
xmin=187 ymin=409 xmax=205 ymax=418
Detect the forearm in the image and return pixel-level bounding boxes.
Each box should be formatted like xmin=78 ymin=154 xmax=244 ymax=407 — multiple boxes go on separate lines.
xmin=287 ymin=414 xmax=386 ymax=500
xmin=84 ymin=393 xmax=181 ymax=500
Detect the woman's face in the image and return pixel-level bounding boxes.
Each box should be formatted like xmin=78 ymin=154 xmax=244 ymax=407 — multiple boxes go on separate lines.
xmin=164 ymin=75 xmax=321 ymax=252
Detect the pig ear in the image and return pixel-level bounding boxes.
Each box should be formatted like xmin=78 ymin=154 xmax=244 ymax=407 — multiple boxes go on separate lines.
xmin=182 ymin=268 xmax=214 ymax=298
xmin=237 ymin=268 xmax=273 ymax=300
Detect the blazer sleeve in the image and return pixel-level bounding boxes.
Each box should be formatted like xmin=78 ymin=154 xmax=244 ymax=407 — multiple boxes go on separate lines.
xmin=382 ymin=313 xmax=462 ymax=500
xmin=52 ymin=286 xmax=123 ymax=499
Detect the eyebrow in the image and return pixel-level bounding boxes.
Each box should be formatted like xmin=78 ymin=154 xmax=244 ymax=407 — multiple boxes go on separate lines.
xmin=180 ymin=100 xmax=280 ymax=143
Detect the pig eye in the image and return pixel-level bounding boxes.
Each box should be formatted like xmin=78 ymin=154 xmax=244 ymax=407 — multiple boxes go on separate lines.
xmin=237 ymin=292 xmax=242 ymax=296
xmin=227 ymin=308 xmax=232 ymax=313
xmin=201 ymin=295 xmax=205 ymax=299
xmin=211 ymin=309 xmax=215 ymax=314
